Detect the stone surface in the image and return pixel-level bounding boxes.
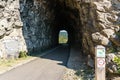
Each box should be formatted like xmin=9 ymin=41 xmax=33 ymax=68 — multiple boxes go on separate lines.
xmin=101 ymin=29 xmax=115 ymax=38
xmin=0 ymin=0 xmax=120 ymax=77
xmin=92 ymin=32 xmax=110 ymax=46
xmin=87 ymin=55 xmax=94 ymax=68
xmin=0 ymin=50 xmax=3 ymax=58
xmin=0 ymin=0 xmax=27 ymax=58
xmin=79 ymin=0 xmax=120 ymax=76
xmin=3 ymin=39 xmax=19 ymax=57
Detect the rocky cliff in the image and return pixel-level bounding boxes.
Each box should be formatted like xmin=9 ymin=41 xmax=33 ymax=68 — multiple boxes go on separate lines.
xmin=0 ymin=0 xmax=120 ymax=75
xmin=0 ymin=0 xmax=26 ymax=58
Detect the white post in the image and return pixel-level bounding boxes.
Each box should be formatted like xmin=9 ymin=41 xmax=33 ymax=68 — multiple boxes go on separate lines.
xmin=95 ymin=45 xmax=106 ymax=80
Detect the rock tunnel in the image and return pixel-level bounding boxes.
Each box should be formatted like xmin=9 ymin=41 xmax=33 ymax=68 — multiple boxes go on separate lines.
xmin=1 ymin=0 xmax=120 ymax=75
xmin=20 ymin=0 xmax=83 ymax=53
xmin=0 ymin=0 xmax=120 ymax=63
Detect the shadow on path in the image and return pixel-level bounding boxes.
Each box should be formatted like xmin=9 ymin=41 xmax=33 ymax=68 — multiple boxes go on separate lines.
xmin=0 ymin=44 xmax=70 ymax=80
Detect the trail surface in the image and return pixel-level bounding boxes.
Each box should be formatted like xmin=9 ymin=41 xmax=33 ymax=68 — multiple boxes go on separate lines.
xmin=0 ymin=45 xmax=69 ymax=80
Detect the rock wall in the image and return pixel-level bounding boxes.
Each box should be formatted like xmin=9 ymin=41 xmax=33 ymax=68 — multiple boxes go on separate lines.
xmin=0 ymin=0 xmax=27 ymax=58
xmin=92 ymin=0 xmax=120 ymax=74
xmin=20 ymin=0 xmax=58 ymax=53
xmin=77 ymin=0 xmax=120 ymax=57
xmin=0 ymin=0 xmax=120 ymax=74
xmin=92 ymin=0 xmax=120 ymax=53
xmin=0 ymin=0 xmax=59 ymax=58
xmin=79 ymin=0 xmax=120 ymax=74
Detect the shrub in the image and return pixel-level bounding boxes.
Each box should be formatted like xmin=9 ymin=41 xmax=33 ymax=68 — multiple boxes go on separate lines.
xmin=113 ymin=56 xmax=120 ymax=73
xmin=18 ymin=51 xmax=27 ymax=58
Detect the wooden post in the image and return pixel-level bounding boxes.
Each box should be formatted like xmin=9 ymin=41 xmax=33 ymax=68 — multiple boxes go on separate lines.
xmin=95 ymin=45 xmax=106 ymax=80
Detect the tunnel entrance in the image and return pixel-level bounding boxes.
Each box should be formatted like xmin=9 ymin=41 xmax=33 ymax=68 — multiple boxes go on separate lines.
xmin=59 ymin=30 xmax=68 ymax=44
xmin=1 ymin=0 xmax=120 ymax=79
xmin=20 ymin=0 xmax=83 ymax=54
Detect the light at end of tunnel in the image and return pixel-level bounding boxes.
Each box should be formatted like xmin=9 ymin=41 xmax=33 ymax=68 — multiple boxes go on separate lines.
xmin=59 ymin=30 xmax=68 ymax=44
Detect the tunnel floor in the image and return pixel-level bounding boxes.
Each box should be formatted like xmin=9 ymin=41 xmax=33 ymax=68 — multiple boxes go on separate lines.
xmin=0 ymin=45 xmax=70 ymax=80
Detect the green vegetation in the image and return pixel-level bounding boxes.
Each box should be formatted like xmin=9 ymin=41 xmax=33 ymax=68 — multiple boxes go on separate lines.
xmin=0 ymin=51 xmax=31 ymax=71
xmin=19 ymin=51 xmax=28 ymax=58
xmin=0 ymin=59 xmax=16 ymax=67
xmin=59 ymin=31 xmax=68 ymax=44
xmin=113 ymin=56 xmax=120 ymax=73
xmin=0 ymin=56 xmax=32 ymax=70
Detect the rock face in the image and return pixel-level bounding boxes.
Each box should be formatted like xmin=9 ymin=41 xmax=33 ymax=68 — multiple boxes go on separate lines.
xmin=79 ymin=0 xmax=120 ymax=74
xmin=91 ymin=0 xmax=120 ymax=49
xmin=20 ymin=0 xmax=58 ymax=53
xmin=0 ymin=0 xmax=120 ymax=75
xmin=0 ymin=0 xmax=27 ymax=58
xmin=80 ymin=0 xmax=120 ymax=56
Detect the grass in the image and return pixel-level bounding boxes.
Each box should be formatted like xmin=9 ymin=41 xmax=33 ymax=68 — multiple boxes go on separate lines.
xmin=0 ymin=49 xmax=52 ymax=73
xmin=0 ymin=56 xmax=32 ymax=72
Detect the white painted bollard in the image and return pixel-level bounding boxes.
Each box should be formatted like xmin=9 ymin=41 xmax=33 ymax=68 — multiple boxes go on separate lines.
xmin=95 ymin=45 xmax=106 ymax=80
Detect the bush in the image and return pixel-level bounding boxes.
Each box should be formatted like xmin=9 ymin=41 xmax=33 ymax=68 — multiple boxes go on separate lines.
xmin=18 ymin=51 xmax=27 ymax=58
xmin=113 ymin=57 xmax=120 ymax=73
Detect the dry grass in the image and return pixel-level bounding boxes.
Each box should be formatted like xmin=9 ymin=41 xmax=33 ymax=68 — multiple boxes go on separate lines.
xmin=0 ymin=56 xmax=32 ymax=73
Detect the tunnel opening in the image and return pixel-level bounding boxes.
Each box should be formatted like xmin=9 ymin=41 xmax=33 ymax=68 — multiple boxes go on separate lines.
xmin=53 ymin=0 xmax=82 ymax=46
xmin=58 ymin=30 xmax=68 ymax=44
xmin=1 ymin=0 xmax=120 ymax=78
xmin=20 ymin=0 xmax=83 ymax=54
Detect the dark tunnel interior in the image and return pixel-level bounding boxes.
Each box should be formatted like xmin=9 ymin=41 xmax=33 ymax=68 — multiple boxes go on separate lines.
xmin=20 ymin=0 xmax=83 ymax=53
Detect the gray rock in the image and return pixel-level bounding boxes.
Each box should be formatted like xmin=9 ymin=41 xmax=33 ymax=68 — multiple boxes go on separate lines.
xmin=14 ymin=21 xmax=23 ymax=28
xmin=0 ymin=29 xmax=6 ymax=38
xmin=92 ymin=32 xmax=110 ymax=45
xmin=3 ymin=39 xmax=19 ymax=58
xmin=101 ymin=29 xmax=115 ymax=38
xmin=110 ymin=35 xmax=120 ymax=47
xmin=0 ymin=1 xmax=120 ymax=77
xmin=87 ymin=55 xmax=94 ymax=68
xmin=0 ymin=50 xmax=3 ymax=58
xmin=0 ymin=1 xmax=6 ymax=8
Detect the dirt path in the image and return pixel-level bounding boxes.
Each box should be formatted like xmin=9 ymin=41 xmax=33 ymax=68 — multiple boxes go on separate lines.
xmin=0 ymin=45 xmax=70 ymax=80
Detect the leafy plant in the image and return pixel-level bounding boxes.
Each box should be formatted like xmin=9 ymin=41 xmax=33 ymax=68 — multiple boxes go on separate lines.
xmin=18 ymin=51 xmax=27 ymax=58
xmin=113 ymin=56 xmax=120 ymax=73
